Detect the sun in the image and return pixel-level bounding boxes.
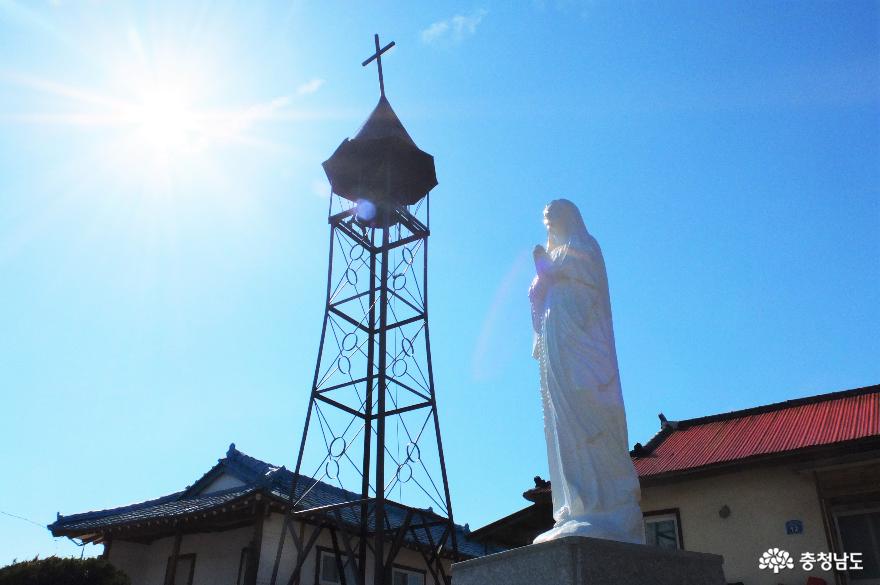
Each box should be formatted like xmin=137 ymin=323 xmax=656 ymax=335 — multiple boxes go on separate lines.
xmin=121 ymin=76 xmax=204 ymax=162
xmin=3 ymin=31 xmax=309 ymax=190
xmin=133 ymin=86 xmax=193 ymax=152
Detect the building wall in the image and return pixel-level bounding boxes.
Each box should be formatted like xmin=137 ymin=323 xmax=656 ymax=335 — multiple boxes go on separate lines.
xmin=109 ymin=525 xmax=252 ymax=585
xmin=640 ymin=465 xmax=831 ymax=585
xmin=257 ymin=512 xmax=451 ymax=585
xmin=108 ymin=513 xmax=450 ymax=585
xmin=108 ymin=540 xmax=147 ymax=579
xmin=200 ymin=474 xmax=247 ymax=494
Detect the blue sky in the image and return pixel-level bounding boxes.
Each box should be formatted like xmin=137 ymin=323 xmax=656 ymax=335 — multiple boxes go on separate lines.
xmin=1 ymin=0 xmax=878 ymax=564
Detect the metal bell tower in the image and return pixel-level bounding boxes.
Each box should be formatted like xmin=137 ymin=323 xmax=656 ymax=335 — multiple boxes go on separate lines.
xmin=269 ymin=35 xmax=458 ymax=585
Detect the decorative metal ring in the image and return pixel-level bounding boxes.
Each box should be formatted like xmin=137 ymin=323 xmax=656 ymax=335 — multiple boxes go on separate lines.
xmin=397 ymin=463 xmax=413 ymax=483
xmin=392 ymin=359 xmax=407 ymax=377
xmin=329 ymin=437 xmax=346 ymax=459
xmin=406 ymin=443 xmax=421 ymax=463
xmin=345 ymin=268 xmax=358 ymax=286
xmin=325 ymin=460 xmax=340 ymax=480
xmin=401 ymin=337 xmax=414 ymax=357
xmin=337 ymin=356 xmax=351 ymax=375
xmin=342 ymin=333 xmax=357 ymax=351
xmin=392 ymin=274 xmax=406 ymax=291
xmin=349 ymin=243 xmax=364 ymax=261
xmin=402 ymin=247 xmax=414 ymax=265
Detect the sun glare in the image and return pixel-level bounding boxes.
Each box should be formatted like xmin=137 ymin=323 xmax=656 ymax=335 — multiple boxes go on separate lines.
xmin=112 ymin=66 xmax=214 ymax=168
xmin=4 ymin=27 xmax=314 ymax=196
xmin=130 ymin=84 xmax=196 ymax=155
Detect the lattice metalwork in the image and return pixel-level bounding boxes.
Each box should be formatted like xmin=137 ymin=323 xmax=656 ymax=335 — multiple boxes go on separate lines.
xmin=269 ymin=193 xmax=458 ymax=585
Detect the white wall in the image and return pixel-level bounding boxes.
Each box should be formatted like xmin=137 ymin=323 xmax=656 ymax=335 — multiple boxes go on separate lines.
xmin=109 ymin=513 xmax=450 ymax=585
xmin=199 ymin=474 xmax=247 ymax=495
xmin=641 ymin=465 xmax=830 ymax=585
xmin=257 ymin=512 xmax=451 ymax=585
xmin=109 ymin=540 xmax=147 ymax=579
xmin=109 ymin=525 xmax=252 ymax=585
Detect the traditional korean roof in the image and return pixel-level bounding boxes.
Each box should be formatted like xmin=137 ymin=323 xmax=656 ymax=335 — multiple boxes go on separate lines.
xmin=49 ymin=444 xmax=494 ymax=558
xmin=632 ymin=384 xmax=880 ymax=478
xmin=47 ymin=488 xmax=251 ymax=535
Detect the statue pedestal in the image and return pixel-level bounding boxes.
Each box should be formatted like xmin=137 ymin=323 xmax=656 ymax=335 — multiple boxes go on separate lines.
xmin=452 ymin=536 xmax=726 ymax=585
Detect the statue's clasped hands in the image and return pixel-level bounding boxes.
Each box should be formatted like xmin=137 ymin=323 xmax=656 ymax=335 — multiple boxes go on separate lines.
xmin=533 ymin=244 xmax=552 ymax=276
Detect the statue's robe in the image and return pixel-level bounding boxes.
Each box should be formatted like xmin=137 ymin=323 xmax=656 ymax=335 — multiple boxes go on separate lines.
xmin=529 ymin=230 xmax=644 ymax=544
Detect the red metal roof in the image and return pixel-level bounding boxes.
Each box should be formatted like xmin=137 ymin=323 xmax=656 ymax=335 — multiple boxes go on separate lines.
xmin=633 ymin=385 xmax=880 ymax=477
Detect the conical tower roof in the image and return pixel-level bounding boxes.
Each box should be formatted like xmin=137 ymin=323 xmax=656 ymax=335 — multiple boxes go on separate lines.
xmin=322 ymin=95 xmax=437 ymax=210
xmin=353 ymin=95 xmax=416 ymax=145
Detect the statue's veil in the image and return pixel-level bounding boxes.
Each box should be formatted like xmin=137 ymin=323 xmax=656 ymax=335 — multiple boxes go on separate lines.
xmin=546 ymin=198 xmax=591 ymax=253
xmin=545 ymin=198 xmax=608 ymax=296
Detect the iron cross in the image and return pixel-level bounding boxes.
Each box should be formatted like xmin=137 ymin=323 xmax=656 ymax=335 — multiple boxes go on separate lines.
xmin=361 ymin=34 xmax=395 ymax=97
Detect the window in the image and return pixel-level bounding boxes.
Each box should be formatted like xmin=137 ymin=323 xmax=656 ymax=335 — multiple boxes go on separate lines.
xmin=643 ymin=510 xmax=682 ymax=550
xmin=834 ymin=507 xmax=880 ymax=585
xmin=164 ymin=553 xmax=196 ymax=585
xmin=392 ymin=565 xmax=425 ymax=585
xmin=317 ymin=549 xmax=358 ymax=585
xmin=236 ymin=547 xmax=249 ymax=585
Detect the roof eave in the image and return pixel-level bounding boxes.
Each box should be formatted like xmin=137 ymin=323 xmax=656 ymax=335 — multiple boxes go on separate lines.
xmin=636 ymin=435 xmax=880 ymax=485
xmin=668 ymin=383 xmax=880 ymax=430
xmin=49 ymin=487 xmax=264 ymax=540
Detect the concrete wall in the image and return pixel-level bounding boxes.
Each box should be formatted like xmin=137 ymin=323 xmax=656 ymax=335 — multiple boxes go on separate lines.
xmin=200 ymin=474 xmax=247 ymax=495
xmin=109 ymin=525 xmax=252 ymax=585
xmin=257 ymin=512 xmax=450 ymax=585
xmin=109 ymin=513 xmax=450 ymax=585
xmin=641 ymin=465 xmax=831 ymax=585
xmin=109 ymin=540 xmax=147 ymax=579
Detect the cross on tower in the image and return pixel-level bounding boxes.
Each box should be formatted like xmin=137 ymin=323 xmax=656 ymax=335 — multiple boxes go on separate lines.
xmin=361 ymin=33 xmax=395 ymax=97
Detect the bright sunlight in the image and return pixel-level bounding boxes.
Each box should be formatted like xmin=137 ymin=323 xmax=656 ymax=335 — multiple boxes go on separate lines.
xmin=128 ymin=82 xmax=198 ymax=157
xmin=3 ymin=32 xmax=305 ymax=185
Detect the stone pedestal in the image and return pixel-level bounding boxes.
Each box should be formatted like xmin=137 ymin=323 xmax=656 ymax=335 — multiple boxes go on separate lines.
xmin=452 ymin=536 xmax=726 ymax=585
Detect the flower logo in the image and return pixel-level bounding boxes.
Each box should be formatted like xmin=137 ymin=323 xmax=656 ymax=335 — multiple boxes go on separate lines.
xmin=758 ymin=548 xmax=794 ymax=573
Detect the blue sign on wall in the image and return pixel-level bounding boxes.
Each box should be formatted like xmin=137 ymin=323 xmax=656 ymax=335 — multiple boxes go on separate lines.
xmin=786 ymin=520 xmax=804 ymax=535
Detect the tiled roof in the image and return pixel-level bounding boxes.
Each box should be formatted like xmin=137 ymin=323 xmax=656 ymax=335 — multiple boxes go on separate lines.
xmin=49 ymin=445 xmax=492 ymax=558
xmin=48 ymin=487 xmax=255 ymax=534
xmin=632 ymin=384 xmax=880 ymax=478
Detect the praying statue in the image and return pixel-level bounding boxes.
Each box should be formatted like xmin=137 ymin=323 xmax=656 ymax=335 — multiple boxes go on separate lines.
xmin=528 ymin=198 xmax=644 ymax=545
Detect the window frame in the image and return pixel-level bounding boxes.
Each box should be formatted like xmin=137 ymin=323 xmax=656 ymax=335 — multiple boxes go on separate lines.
xmin=236 ymin=547 xmax=249 ymax=585
xmin=391 ymin=562 xmax=426 ymax=585
xmin=832 ymin=505 xmax=880 ymax=585
xmin=315 ymin=546 xmax=358 ymax=585
xmin=164 ymin=552 xmax=196 ymax=585
xmin=643 ymin=508 xmax=684 ymax=550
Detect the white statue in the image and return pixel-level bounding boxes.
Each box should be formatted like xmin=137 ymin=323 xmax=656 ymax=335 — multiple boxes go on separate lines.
xmin=528 ymin=199 xmax=644 ymax=545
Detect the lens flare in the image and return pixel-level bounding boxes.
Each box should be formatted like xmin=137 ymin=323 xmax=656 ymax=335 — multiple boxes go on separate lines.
xmin=356 ymin=199 xmax=377 ymax=222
